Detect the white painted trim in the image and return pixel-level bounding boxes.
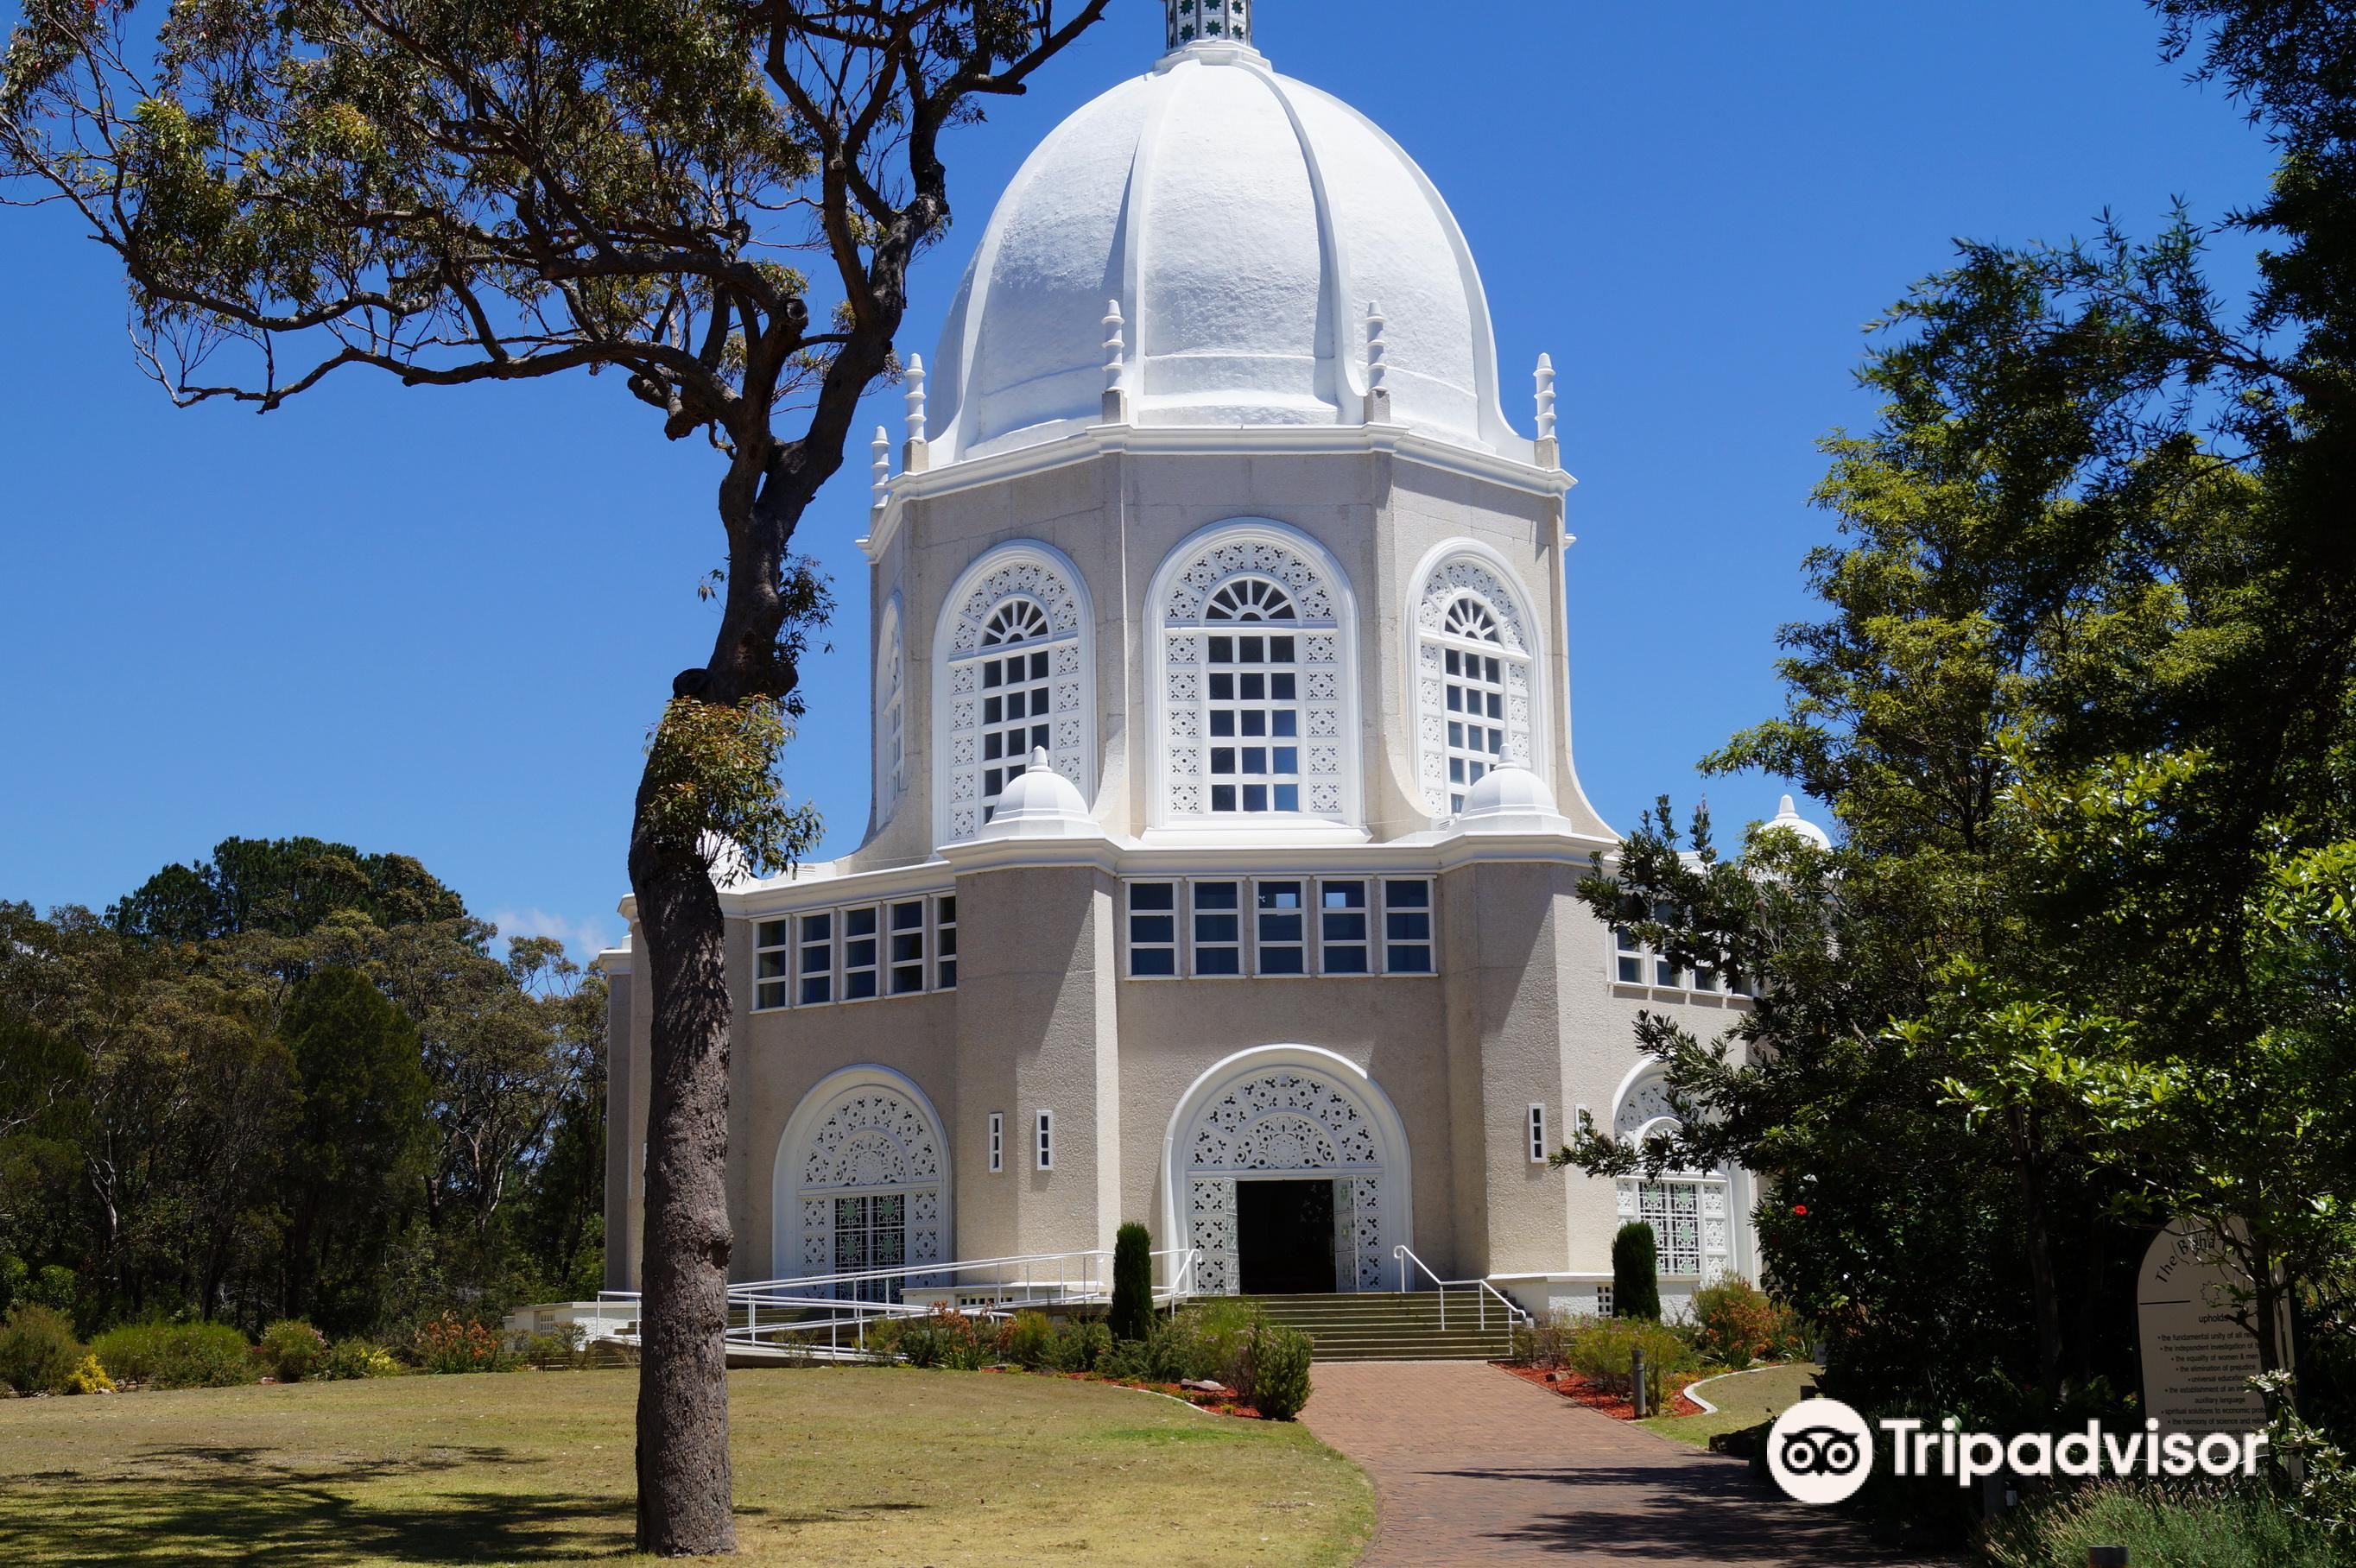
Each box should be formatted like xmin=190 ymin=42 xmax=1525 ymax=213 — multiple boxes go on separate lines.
xmin=1156 ymin=1044 xmax=1414 ymax=1291
xmin=1402 ymin=537 xmax=1551 ymax=822
xmin=1144 ymin=516 xmax=1363 ymax=832
xmin=929 ymin=540 xmax=1098 ymax=851
xmin=771 ymin=1065 xmax=953 ymax=1285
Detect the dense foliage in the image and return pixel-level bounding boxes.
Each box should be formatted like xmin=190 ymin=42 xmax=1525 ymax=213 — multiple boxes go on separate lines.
xmin=1611 ymin=1222 xmax=1661 ymax=1322
xmin=1555 ymin=0 xmax=2356 ymax=1527
xmin=0 ymin=838 xmax=606 ymax=1344
xmin=1107 ymin=1222 xmax=1154 ymax=1343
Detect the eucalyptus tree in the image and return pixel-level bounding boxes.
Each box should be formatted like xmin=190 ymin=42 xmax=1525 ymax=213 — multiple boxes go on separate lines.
xmin=2 ymin=0 xmax=1106 ymax=1550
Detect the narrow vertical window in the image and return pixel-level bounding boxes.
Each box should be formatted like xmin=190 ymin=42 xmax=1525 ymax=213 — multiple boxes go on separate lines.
xmin=843 ymin=907 xmax=880 ymax=1000
xmin=1415 ymin=564 xmax=1535 ymax=819
xmin=988 ymin=1112 xmax=1004 ymax=1174
xmin=1726 ymin=964 xmax=1754 ymax=1000
xmin=798 ymin=912 xmax=833 ymax=1005
xmin=1128 ymin=882 xmax=1178 ymax=977
xmin=1319 ymin=880 xmax=1370 ymax=974
xmin=889 ymin=901 xmax=927 ymax=995
xmin=1193 ymin=881 xmax=1243 ymax=976
xmin=1650 ymin=901 xmax=1683 ymax=989
xmin=1383 ymin=880 xmax=1434 ymax=974
xmin=1441 ymin=635 xmax=1510 ymax=812
xmin=755 ymin=920 xmax=790 ymax=1011
xmin=1528 ymin=1103 xmax=1548 ymax=1163
xmin=1036 ymin=1110 xmax=1054 ymax=1171
xmin=1256 ymin=881 xmax=1306 ymax=975
xmin=935 ymin=895 xmax=959 ymax=990
xmin=1596 ymin=1283 xmax=1614 ymax=1318
xmin=978 ymin=610 xmax=1057 ymax=821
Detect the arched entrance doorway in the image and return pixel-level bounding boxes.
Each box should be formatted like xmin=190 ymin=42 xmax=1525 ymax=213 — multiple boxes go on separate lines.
xmin=774 ymin=1068 xmax=949 ymax=1299
xmin=1162 ymin=1046 xmax=1411 ymax=1296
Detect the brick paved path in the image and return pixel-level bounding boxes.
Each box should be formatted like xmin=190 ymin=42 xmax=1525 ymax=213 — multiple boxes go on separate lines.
xmin=1301 ymin=1361 xmax=1941 ymax=1566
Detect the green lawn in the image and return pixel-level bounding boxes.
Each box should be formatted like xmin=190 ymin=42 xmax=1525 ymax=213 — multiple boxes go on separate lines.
xmin=1641 ymin=1362 xmax=1820 ymax=1448
xmin=0 ymin=1367 xmax=1373 ymax=1566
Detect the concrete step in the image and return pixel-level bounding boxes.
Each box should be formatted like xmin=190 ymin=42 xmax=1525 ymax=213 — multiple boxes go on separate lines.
xmin=1241 ymin=1290 xmax=1517 ymax=1363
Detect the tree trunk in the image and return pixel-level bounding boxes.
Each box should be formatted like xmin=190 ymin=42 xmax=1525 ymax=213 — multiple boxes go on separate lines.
xmin=629 ymin=815 xmax=738 ymax=1557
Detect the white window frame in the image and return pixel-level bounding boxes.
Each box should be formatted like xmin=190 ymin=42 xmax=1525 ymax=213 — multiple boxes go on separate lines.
xmin=887 ymin=900 xmax=928 ymax=996
xmin=1127 ymin=882 xmax=1180 ymax=978
xmin=1528 ymin=1103 xmax=1548 ymax=1163
xmin=1253 ymin=879 xmax=1308 ymax=977
xmin=1147 ymin=519 xmax=1359 ymax=830
xmin=1406 ymin=541 xmax=1545 ymax=819
xmin=1035 ymin=1110 xmax=1054 ymax=1172
xmin=1191 ymin=880 xmax=1244 ymax=977
xmin=754 ymin=920 xmax=791 ymax=1012
xmin=1381 ymin=879 xmax=1434 ymax=975
xmin=988 ymin=1112 xmax=1004 ymax=1174
xmin=798 ymin=912 xmax=834 ymax=1006
xmin=1316 ymin=878 xmax=1372 ymax=976
xmin=934 ymin=541 xmax=1094 ymax=849
xmin=841 ymin=905 xmax=881 ymax=1002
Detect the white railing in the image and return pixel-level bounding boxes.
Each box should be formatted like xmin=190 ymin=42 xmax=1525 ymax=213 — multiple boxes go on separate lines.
xmin=593 ymin=1247 xmax=1200 ymax=1361
xmin=1391 ymin=1244 xmax=1534 ymax=1335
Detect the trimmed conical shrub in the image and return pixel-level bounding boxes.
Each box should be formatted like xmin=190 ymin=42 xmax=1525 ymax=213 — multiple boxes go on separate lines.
xmin=1108 ymin=1223 xmax=1155 ymax=1342
xmin=1612 ymin=1222 xmax=1661 ymax=1320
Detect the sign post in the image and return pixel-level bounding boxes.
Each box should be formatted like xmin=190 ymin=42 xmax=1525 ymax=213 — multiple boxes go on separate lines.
xmin=2134 ymin=1217 xmax=2284 ymax=1438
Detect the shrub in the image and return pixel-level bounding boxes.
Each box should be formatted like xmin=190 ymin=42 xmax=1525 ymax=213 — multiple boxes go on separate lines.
xmin=259 ymin=1319 xmax=329 ymax=1382
xmin=89 ymin=1321 xmax=252 ymax=1389
xmin=1003 ymin=1311 xmax=1054 ymax=1371
xmin=1611 ymin=1222 xmax=1660 ymax=1320
xmin=1565 ymin=1315 xmax=1689 ymax=1407
xmin=1046 ymin=1318 xmax=1111 ymax=1373
xmin=320 ymin=1337 xmax=402 ymax=1380
xmin=413 ymin=1312 xmax=505 ymax=1374
xmin=874 ymin=1306 xmax=996 ymax=1370
xmin=0 ymin=1305 xmax=84 ymax=1395
xmin=1511 ymin=1308 xmax=1581 ymax=1369
xmin=511 ymin=1325 xmax=587 ymax=1370
xmin=64 ymin=1353 xmax=115 ymax=1395
xmin=1688 ymin=1276 xmax=1779 ymax=1369
xmin=1107 ymin=1223 xmax=1155 ymax=1343
xmin=1981 ymin=1480 xmax=2339 ymax=1568
xmin=1237 ymin=1318 xmax=1313 ymax=1421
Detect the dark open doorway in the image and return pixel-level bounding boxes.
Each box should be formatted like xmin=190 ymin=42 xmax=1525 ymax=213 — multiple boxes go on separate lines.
xmin=1238 ymin=1179 xmax=1336 ymax=1295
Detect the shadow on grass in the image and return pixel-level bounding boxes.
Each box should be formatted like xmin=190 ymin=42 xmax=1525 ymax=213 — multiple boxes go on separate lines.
xmin=0 ymin=1444 xmax=649 ymax=1565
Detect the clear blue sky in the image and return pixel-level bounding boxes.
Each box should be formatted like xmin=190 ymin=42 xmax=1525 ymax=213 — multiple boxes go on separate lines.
xmin=0 ymin=0 xmax=2276 ymax=961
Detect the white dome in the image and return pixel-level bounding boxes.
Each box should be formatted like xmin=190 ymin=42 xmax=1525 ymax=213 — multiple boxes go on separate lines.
xmin=972 ymin=750 xmax=1103 ymax=843
xmin=924 ymin=38 xmax=1521 ymax=465
xmin=1764 ymin=794 xmax=1833 ymax=850
xmin=1455 ymin=765 xmax=1574 ymax=836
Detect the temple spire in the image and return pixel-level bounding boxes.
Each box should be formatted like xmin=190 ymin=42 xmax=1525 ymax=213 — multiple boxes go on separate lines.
xmin=1166 ymin=0 xmax=1251 ymax=52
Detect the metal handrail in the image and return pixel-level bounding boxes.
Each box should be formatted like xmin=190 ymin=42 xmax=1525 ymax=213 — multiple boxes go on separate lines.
xmin=1390 ymin=1244 xmax=1533 ymax=1335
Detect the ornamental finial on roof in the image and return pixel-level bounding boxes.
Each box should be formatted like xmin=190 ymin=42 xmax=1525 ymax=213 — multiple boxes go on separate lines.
xmin=1166 ymin=0 xmax=1251 ymax=51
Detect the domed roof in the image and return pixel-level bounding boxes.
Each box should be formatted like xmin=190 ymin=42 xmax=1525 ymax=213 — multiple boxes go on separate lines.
xmin=972 ymin=750 xmax=1103 ymax=843
xmin=1454 ymin=765 xmax=1574 ymax=836
xmin=1763 ymin=794 xmax=1833 ymax=850
xmin=923 ymin=33 xmax=1522 ymax=465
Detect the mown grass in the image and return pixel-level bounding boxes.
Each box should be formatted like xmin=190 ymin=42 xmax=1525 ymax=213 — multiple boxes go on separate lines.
xmin=0 ymin=1365 xmax=1373 ymax=1565
xmin=1640 ymin=1361 xmax=1819 ymax=1447
xmin=1979 ymin=1480 xmax=2338 ymax=1568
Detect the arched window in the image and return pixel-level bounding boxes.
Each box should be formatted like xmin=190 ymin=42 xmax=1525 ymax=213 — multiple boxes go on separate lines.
xmin=1611 ymin=1068 xmax=1731 ymax=1281
xmin=874 ymin=597 xmax=906 ymax=826
xmin=1411 ymin=548 xmax=1539 ymax=816
xmin=1154 ymin=522 xmax=1356 ymax=827
xmin=935 ymin=543 xmax=1092 ymax=846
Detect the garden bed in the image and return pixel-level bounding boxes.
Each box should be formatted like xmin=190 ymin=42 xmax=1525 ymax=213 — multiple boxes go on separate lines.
xmin=1495 ymin=1361 xmax=1707 ymax=1420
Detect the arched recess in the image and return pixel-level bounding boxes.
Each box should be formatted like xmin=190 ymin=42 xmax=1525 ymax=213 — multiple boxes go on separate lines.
xmin=1159 ymin=1046 xmax=1412 ymax=1296
xmin=932 ymin=541 xmax=1095 ymax=848
xmin=1146 ymin=519 xmax=1361 ymax=829
xmin=1608 ymin=1064 xmax=1733 ymax=1283
xmin=773 ymin=1066 xmax=951 ymax=1299
xmin=1404 ymin=539 xmax=1546 ymax=819
xmin=874 ymin=593 xmax=907 ymax=829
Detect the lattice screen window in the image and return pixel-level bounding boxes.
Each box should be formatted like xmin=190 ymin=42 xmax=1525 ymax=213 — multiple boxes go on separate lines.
xmin=1638 ymin=1180 xmax=1705 ymax=1276
xmin=1414 ymin=556 xmax=1536 ymax=817
xmin=942 ymin=548 xmax=1089 ymax=844
xmin=1163 ymin=537 xmax=1346 ymax=824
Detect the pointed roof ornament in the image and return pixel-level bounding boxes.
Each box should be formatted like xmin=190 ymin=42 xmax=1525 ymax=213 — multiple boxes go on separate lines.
xmin=1766 ymin=793 xmax=1833 ymax=850
xmin=1101 ymin=299 xmax=1130 ymax=422
xmin=1535 ymin=352 xmax=1557 ymax=440
xmin=871 ymin=425 xmax=890 ymax=509
xmin=902 ymin=353 xmax=930 ymax=473
xmin=1166 ymin=0 xmax=1251 ymax=52
xmin=1363 ymin=300 xmax=1392 ymax=423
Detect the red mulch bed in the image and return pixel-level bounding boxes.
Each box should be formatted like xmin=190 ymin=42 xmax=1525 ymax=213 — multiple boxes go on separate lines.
xmin=979 ymin=1366 xmax=1264 ymax=1419
xmin=1494 ymin=1362 xmax=1706 ymax=1419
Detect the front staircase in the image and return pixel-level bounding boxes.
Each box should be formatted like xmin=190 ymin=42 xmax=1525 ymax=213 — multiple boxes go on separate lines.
xmin=1247 ymin=1289 xmax=1518 ymax=1363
